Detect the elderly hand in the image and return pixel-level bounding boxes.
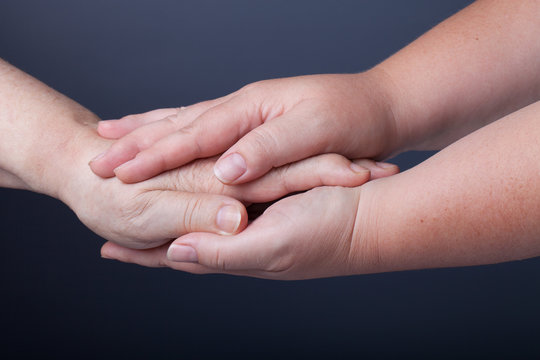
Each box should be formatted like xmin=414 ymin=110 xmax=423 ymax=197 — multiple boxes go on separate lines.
xmin=66 ymin=132 xmax=397 ymax=249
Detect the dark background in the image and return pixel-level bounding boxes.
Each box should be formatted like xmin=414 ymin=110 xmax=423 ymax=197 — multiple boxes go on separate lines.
xmin=1 ymin=1 xmax=539 ymax=358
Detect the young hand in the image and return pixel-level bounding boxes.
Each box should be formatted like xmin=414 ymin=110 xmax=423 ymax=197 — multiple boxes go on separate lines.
xmin=89 ymin=71 xmax=399 ymax=185
xmin=100 ymin=185 xmax=376 ymax=280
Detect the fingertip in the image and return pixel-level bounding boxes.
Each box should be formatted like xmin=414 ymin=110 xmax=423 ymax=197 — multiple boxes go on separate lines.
xmin=89 ymin=157 xmax=116 ymax=178
xmin=100 ymin=241 xmax=118 ymax=259
xmin=113 ymin=164 xmax=140 ymax=184
xmin=374 ymin=161 xmax=399 ymax=177
xmin=349 ymin=162 xmax=371 ymax=175
xmin=97 ymin=120 xmax=122 ymax=139
xmin=376 ymin=161 xmax=399 ymax=171
xmin=356 ymin=160 xmax=399 ymax=180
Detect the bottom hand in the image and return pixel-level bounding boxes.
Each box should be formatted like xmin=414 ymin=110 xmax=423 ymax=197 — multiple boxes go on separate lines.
xmin=101 ymin=185 xmax=376 ymax=280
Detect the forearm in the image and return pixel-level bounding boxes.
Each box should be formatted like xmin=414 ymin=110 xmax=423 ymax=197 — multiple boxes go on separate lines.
xmin=0 ymin=58 xmax=100 ymax=197
xmin=355 ymin=100 xmax=540 ymax=273
xmin=373 ymin=0 xmax=540 ymax=153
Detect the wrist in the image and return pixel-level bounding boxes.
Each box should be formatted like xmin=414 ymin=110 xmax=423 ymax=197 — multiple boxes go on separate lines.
xmin=10 ymin=105 xmax=104 ymax=201
xmin=348 ymin=179 xmax=389 ymax=274
xmin=355 ymin=69 xmax=408 ymax=158
xmin=0 ymin=59 xmax=106 ymax=199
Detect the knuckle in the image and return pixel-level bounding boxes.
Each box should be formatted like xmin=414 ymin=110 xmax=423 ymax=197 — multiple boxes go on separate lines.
xmin=212 ymin=247 xmax=228 ymax=271
xmin=319 ymin=153 xmax=347 ymax=164
xmin=181 ymin=196 xmax=206 ymax=233
xmin=110 ymin=136 xmax=137 ymax=155
xmin=120 ymin=114 xmax=137 ymax=122
xmin=162 ymin=158 xmax=227 ymax=195
xmin=114 ymin=192 xmax=158 ymax=247
xmin=135 ymin=133 xmax=158 ymax=150
xmin=240 ymin=80 xmax=263 ymax=94
xmin=276 ymin=163 xmax=295 ymax=195
xmin=244 ymin=127 xmax=280 ymax=166
xmin=142 ymin=147 xmax=168 ymax=173
xmin=176 ymin=125 xmax=203 ymax=158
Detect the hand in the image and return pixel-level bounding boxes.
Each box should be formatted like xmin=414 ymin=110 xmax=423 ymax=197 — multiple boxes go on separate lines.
xmin=101 ymin=100 xmax=540 ymax=279
xmin=89 ymin=71 xmax=400 ymax=184
xmin=62 ymin=125 xmax=398 ymax=249
xmin=100 ymin=185 xmax=376 ymax=280
xmin=0 ymin=57 xmax=398 ymax=251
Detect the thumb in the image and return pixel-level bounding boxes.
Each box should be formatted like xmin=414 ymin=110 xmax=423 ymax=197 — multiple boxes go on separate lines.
xmin=166 ymin=214 xmax=289 ymax=274
xmin=213 ymin=101 xmax=348 ymax=185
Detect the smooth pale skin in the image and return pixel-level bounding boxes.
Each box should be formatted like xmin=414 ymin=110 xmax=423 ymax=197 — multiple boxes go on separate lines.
xmin=99 ymin=0 xmax=540 ymax=280
xmin=0 ymin=59 xmax=397 ymax=249
xmin=91 ymin=0 xmax=540 ymax=185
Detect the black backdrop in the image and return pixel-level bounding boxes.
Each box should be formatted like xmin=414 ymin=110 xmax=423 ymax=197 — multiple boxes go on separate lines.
xmin=1 ymin=1 xmax=539 ymax=358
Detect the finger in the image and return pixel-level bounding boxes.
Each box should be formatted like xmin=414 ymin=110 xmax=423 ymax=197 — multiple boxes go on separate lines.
xmin=112 ymin=95 xmax=266 ymax=183
xmin=91 ymin=106 xmax=210 ymax=178
xmin=90 ymin=116 xmax=183 ymax=178
xmin=213 ymin=100 xmax=355 ymax=185
xmin=152 ymin=154 xmax=396 ymax=204
xmin=97 ymin=94 xmax=234 ymax=139
xmin=101 ymin=241 xmax=170 ymax=267
xmin=98 ymin=108 xmax=179 ymax=139
xmin=128 ymin=191 xmax=248 ymax=249
xmin=100 ymin=241 xmax=236 ymax=276
xmin=225 ymin=153 xmax=371 ymax=202
xmin=91 ymin=96 xmax=237 ymax=178
xmin=166 ymin=213 xmax=287 ymax=273
xmin=352 ymin=159 xmax=399 ymax=180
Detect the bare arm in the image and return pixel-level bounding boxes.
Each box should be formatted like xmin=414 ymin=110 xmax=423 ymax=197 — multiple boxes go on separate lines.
xmin=356 ymin=100 xmax=540 ymax=273
xmin=377 ymin=0 xmax=540 ymax=153
xmin=0 ymin=59 xmax=91 ymax=195
xmin=89 ymin=0 xmax=540 ymax=185
xmin=101 ymin=101 xmax=540 ymax=279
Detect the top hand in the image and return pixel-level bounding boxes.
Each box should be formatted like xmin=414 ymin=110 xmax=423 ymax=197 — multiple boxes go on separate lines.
xmin=89 ymin=0 xmax=540 ymax=187
xmin=89 ymin=72 xmax=399 ymax=184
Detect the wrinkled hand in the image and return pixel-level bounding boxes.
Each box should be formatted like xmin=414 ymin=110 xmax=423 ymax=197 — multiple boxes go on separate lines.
xmin=65 ymin=128 xmax=397 ymax=249
xmin=100 ymin=185 xmax=379 ymax=280
xmin=89 ymin=71 xmax=398 ymax=185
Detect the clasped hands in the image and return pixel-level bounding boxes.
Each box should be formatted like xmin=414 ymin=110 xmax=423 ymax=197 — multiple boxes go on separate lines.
xmin=91 ymin=73 xmax=399 ymax=280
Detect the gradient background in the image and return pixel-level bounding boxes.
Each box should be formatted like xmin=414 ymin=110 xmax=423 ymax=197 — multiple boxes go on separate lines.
xmin=1 ymin=1 xmax=539 ymax=358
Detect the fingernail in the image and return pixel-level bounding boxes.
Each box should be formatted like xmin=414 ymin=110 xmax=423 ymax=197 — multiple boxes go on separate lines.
xmin=97 ymin=120 xmax=115 ymax=130
xmin=376 ymin=162 xmax=395 ymax=169
xmin=349 ymin=162 xmax=369 ymax=174
xmin=90 ymin=151 xmax=106 ymax=163
xmin=214 ymin=153 xmax=247 ymax=183
xmin=167 ymin=244 xmax=198 ymax=263
xmin=216 ymin=205 xmax=242 ymax=234
xmin=113 ymin=157 xmax=138 ymax=175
